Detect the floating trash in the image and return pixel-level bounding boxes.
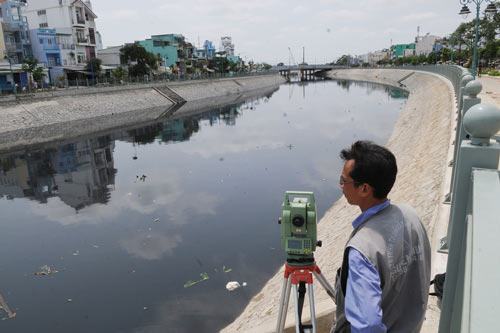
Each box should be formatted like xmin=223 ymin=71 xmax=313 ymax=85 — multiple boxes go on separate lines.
xmin=92 ymin=245 xmax=100 ymax=249
xmin=153 ymin=218 xmax=160 ymax=223
xmin=34 ymin=265 xmax=58 ymax=276
xmin=0 ymin=291 xmax=16 ymax=320
xmin=66 ymin=298 xmax=72 ymax=303
xmin=184 ymin=272 xmax=210 ymax=288
xmin=222 ymin=266 xmax=232 ymax=273
xmin=72 ymin=250 xmax=80 ymax=256
xmin=225 ymin=281 xmax=241 ymax=291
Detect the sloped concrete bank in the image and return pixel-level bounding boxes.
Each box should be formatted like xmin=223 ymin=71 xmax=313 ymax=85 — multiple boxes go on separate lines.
xmin=0 ymin=75 xmax=285 ymax=152
xmin=221 ymin=69 xmax=456 ymax=333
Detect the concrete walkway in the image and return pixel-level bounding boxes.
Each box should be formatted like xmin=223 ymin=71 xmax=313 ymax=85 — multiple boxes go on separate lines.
xmin=478 ymin=75 xmax=500 ymax=108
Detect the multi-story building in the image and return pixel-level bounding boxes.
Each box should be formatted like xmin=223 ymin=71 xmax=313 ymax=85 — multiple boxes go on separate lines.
xmin=0 ymin=0 xmax=32 ymax=63
xmin=220 ymin=36 xmax=234 ymax=56
xmin=29 ymin=28 xmax=61 ymax=67
xmin=415 ymin=33 xmax=440 ymax=56
xmin=97 ymin=45 xmax=121 ymax=67
xmin=391 ymin=43 xmax=415 ymax=58
xmin=22 ymin=0 xmax=98 ymax=67
xmin=203 ymin=40 xmax=215 ymax=59
xmin=138 ymin=34 xmax=193 ymax=68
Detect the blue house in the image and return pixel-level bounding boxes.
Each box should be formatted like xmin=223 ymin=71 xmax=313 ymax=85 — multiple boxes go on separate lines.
xmin=30 ymin=29 xmax=62 ymax=67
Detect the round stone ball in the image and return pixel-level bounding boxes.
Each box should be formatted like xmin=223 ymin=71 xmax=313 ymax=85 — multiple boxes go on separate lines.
xmin=464 ymin=80 xmax=482 ymax=98
xmin=461 ymin=74 xmax=474 ymax=86
xmin=463 ymin=104 xmax=500 ymax=139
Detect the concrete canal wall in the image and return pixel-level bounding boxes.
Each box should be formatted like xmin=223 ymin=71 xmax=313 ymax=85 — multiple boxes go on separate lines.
xmin=221 ymin=69 xmax=456 ymax=333
xmin=0 ymin=75 xmax=285 ymax=152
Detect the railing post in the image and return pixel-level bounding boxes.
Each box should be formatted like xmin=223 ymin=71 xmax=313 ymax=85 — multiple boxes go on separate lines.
xmin=458 ymin=74 xmax=474 ymax=112
xmin=439 ymin=103 xmax=500 ymax=333
xmin=445 ymin=80 xmax=482 ymax=207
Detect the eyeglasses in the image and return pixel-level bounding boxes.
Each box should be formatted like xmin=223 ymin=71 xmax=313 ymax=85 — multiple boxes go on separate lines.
xmin=339 ymin=175 xmax=359 ymax=186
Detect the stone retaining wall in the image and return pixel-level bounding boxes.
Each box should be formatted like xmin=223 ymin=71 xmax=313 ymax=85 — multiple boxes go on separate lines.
xmin=221 ymin=69 xmax=455 ymax=333
xmin=0 ymin=74 xmax=285 ymax=152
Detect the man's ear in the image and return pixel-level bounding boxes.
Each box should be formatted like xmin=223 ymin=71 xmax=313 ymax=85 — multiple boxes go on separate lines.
xmin=360 ymin=183 xmax=373 ymax=197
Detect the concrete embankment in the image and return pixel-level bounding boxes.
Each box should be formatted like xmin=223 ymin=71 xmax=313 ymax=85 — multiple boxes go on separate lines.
xmin=0 ymin=75 xmax=285 ymax=152
xmin=221 ymin=69 xmax=456 ymax=333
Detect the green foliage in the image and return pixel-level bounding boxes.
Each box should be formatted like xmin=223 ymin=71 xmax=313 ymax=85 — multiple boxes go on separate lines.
xmin=112 ymin=67 xmax=128 ymax=81
xmin=262 ymin=63 xmax=272 ymax=71
xmin=85 ymin=58 xmax=102 ymax=75
xmin=22 ymin=57 xmax=45 ymax=84
xmin=335 ymin=55 xmax=350 ymax=66
xmin=120 ymin=43 xmax=159 ymax=77
xmin=488 ymin=69 xmax=500 ymax=76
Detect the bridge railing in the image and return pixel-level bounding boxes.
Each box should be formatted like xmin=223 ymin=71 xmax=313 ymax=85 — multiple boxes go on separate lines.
xmin=412 ymin=65 xmax=500 ymax=332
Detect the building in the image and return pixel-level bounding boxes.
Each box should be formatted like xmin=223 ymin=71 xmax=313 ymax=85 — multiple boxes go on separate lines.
xmin=22 ymin=0 xmax=98 ymax=67
xmin=97 ymin=45 xmax=121 ymax=67
xmin=139 ymin=34 xmax=184 ymax=68
xmin=391 ymin=43 xmax=415 ymax=58
xmin=0 ymin=0 xmax=32 ymax=63
xmin=415 ymin=33 xmax=440 ymax=56
xmin=369 ymin=49 xmax=390 ymax=65
xmin=203 ymin=40 xmax=215 ymax=59
xmin=29 ymin=28 xmax=61 ymax=67
xmin=220 ymin=36 xmax=234 ymax=56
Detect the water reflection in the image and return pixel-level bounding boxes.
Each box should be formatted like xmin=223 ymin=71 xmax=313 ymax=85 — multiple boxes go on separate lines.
xmin=0 ymin=99 xmax=255 ymax=211
xmin=0 ymin=137 xmax=116 ymax=210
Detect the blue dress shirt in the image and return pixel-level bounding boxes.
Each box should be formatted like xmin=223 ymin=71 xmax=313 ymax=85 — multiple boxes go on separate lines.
xmin=345 ymin=200 xmax=390 ymax=333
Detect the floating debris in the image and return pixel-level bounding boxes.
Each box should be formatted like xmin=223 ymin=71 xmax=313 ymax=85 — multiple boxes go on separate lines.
xmin=66 ymin=298 xmax=73 ymax=303
xmin=143 ymin=306 xmax=148 ymax=311
xmin=153 ymin=218 xmax=160 ymax=223
xmin=72 ymin=250 xmax=80 ymax=256
xmin=226 ymin=281 xmax=241 ymax=291
xmin=0 ymin=291 xmax=16 ymax=320
xmin=34 ymin=265 xmax=58 ymax=276
xmin=222 ymin=266 xmax=232 ymax=273
xmin=92 ymin=245 xmax=100 ymax=249
xmin=184 ymin=272 xmax=210 ymax=288
xmin=135 ymin=175 xmax=147 ymax=182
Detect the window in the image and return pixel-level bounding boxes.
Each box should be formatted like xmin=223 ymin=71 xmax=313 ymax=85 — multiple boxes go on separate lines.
xmin=39 ymin=38 xmax=43 ymax=44
xmin=39 ymin=23 xmax=48 ymax=28
xmin=48 ymin=39 xmax=52 ymax=45
xmin=37 ymin=10 xmax=47 ymax=16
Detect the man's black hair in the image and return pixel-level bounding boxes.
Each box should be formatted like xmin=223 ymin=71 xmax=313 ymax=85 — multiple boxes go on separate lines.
xmin=340 ymin=141 xmax=397 ymax=199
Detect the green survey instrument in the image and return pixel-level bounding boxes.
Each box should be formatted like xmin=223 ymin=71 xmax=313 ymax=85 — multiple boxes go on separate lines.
xmin=279 ymin=191 xmax=320 ymax=265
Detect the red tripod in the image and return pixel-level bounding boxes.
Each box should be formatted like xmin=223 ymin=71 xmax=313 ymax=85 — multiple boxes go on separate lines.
xmin=276 ymin=262 xmax=335 ymax=333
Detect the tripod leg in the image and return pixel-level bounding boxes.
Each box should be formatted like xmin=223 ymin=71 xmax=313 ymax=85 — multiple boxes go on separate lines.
xmin=292 ymin=284 xmax=301 ymax=333
xmin=297 ymin=281 xmax=306 ymax=328
xmin=276 ymin=276 xmax=292 ymax=333
xmin=307 ymin=283 xmax=317 ymax=333
xmin=313 ymin=271 xmax=336 ymax=302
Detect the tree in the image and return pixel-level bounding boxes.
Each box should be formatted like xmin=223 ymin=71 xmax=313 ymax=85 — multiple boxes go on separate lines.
xmin=22 ymin=58 xmax=45 ymax=88
xmin=335 ymin=55 xmax=350 ymax=66
xmin=112 ymin=67 xmax=128 ymax=82
xmin=85 ymin=58 xmax=102 ymax=78
xmin=120 ymin=43 xmax=159 ymax=77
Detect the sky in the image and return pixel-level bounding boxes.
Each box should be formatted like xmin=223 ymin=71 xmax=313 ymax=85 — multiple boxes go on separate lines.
xmin=92 ymin=0 xmax=470 ymax=64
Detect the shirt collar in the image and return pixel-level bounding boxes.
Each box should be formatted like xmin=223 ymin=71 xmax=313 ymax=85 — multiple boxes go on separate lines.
xmin=352 ymin=199 xmax=390 ymax=229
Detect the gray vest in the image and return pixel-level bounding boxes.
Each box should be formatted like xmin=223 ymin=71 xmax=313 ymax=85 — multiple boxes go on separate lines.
xmin=333 ymin=204 xmax=431 ymax=333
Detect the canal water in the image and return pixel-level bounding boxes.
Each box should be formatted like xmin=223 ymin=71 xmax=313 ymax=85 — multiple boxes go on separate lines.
xmin=0 ymin=80 xmax=408 ymax=333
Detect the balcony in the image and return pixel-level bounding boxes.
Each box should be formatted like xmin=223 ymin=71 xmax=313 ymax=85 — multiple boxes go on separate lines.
xmin=76 ymin=37 xmax=88 ymax=45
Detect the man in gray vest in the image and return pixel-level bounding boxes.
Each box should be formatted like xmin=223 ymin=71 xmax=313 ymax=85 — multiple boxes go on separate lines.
xmin=332 ymin=141 xmax=431 ymax=333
